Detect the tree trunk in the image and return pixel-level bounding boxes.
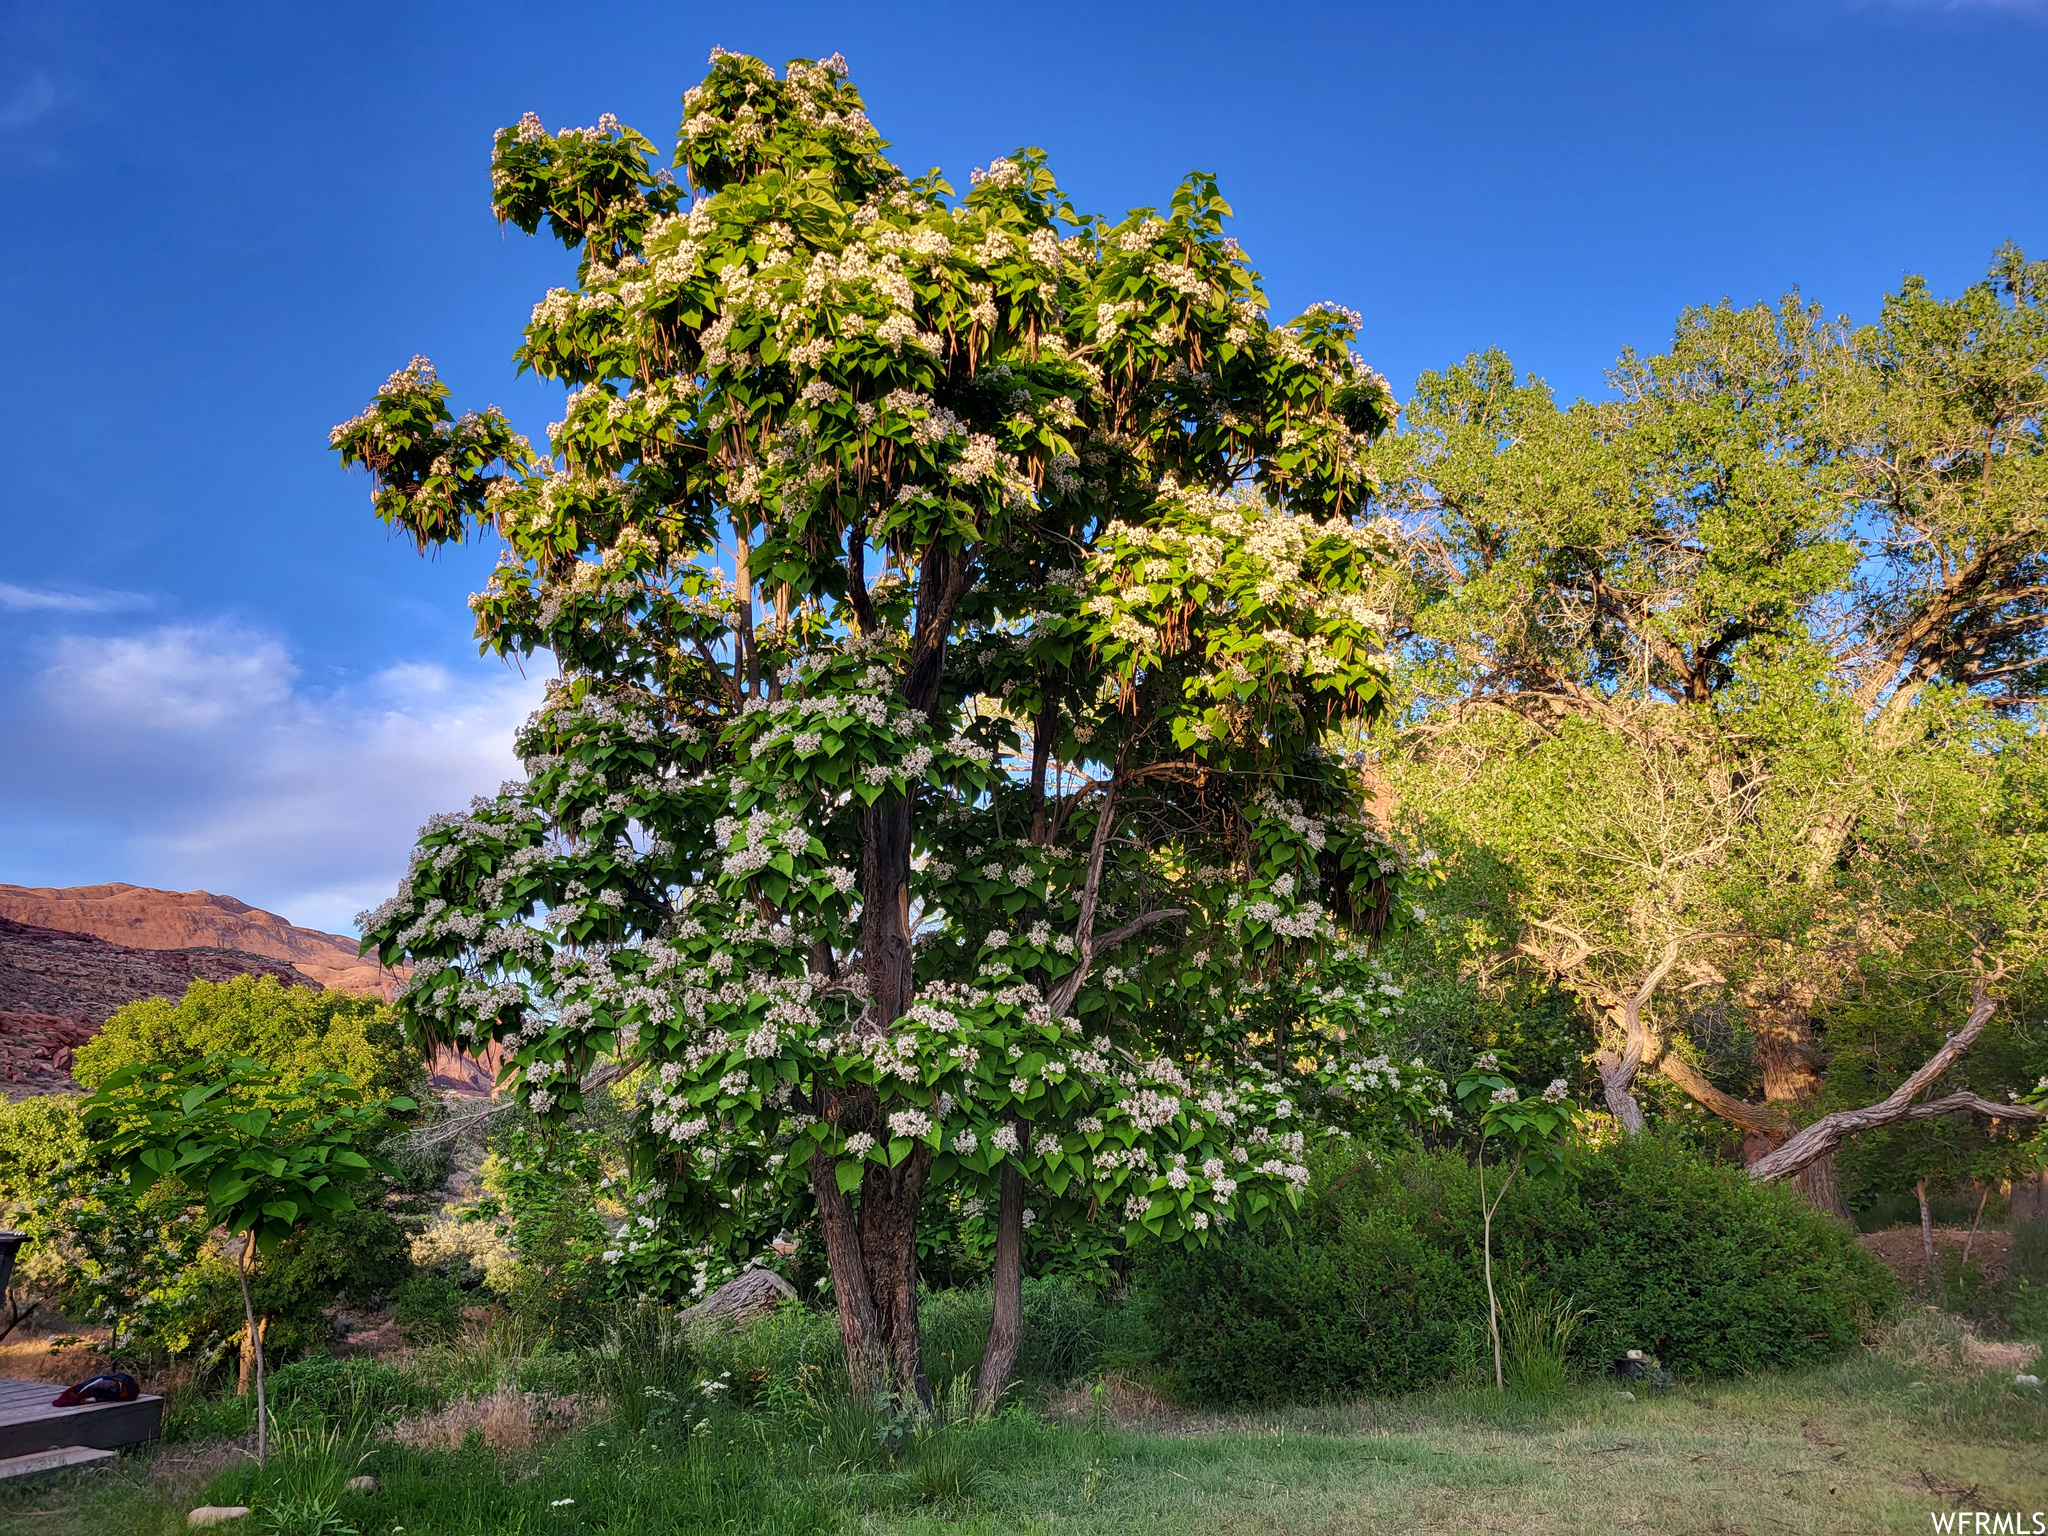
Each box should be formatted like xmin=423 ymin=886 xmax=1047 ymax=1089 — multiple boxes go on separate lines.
xmin=974 ymin=1159 xmax=1026 ymax=1413
xmin=1481 ymin=1148 xmax=1502 ymax=1391
xmin=1793 ymin=1154 xmax=1851 ymax=1224
xmin=1746 ymin=980 xmax=2041 ymax=1184
xmin=807 ymin=1149 xmax=888 ymax=1399
xmin=803 ymin=547 xmax=973 ymax=1412
xmin=861 ymin=793 xmax=915 ymax=1025
xmin=1571 ymin=939 xmax=1684 ymax=1135
xmin=236 ymin=1316 xmax=269 ymax=1398
xmin=235 ymin=1235 xmax=267 ymax=1467
xmin=1754 ymin=995 xmax=1852 ymax=1221
xmin=1917 ymin=1178 xmax=1936 ymax=1273
xmin=1961 ymin=1183 xmax=1990 ymax=1268
xmin=799 ymin=783 xmax=936 ymax=1408
xmin=858 ymin=1147 xmax=934 ymax=1408
xmin=1593 ymin=1049 xmax=1645 ymax=1133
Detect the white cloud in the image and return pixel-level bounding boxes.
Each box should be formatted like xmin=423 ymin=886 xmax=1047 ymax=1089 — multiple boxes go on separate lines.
xmin=0 ymin=581 xmax=151 ymax=614
xmin=45 ymin=624 xmax=295 ymax=729
xmin=2 ymin=622 xmax=550 ymax=935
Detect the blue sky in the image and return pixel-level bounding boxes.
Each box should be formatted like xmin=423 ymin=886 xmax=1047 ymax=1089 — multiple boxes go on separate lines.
xmin=2 ymin=0 xmax=2043 ymax=933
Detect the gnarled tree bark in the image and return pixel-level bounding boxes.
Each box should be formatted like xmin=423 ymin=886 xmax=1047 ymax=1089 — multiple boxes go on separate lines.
xmin=1744 ymin=979 xmax=2043 ymax=1185
xmin=1571 ymin=936 xmax=1686 ymax=1134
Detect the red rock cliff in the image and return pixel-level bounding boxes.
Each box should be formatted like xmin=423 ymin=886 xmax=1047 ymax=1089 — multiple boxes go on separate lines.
xmin=0 ymin=884 xmax=406 ymax=1000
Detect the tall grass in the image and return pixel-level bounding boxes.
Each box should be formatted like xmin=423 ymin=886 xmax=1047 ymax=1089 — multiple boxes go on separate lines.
xmin=1500 ymin=1286 xmax=1589 ymax=1396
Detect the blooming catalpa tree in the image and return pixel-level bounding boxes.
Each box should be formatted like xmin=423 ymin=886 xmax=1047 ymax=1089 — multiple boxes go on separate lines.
xmin=335 ymin=49 xmax=1420 ymax=1408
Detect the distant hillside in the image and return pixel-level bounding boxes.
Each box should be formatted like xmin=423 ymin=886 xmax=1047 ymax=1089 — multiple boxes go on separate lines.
xmin=0 ymin=888 xmax=497 ymax=1099
xmin=0 ymin=883 xmax=404 ymax=999
xmin=0 ymin=916 xmax=318 ymax=1095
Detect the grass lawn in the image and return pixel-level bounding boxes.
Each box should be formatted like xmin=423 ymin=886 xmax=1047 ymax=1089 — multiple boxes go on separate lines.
xmin=0 ymin=1339 xmax=2041 ymax=1535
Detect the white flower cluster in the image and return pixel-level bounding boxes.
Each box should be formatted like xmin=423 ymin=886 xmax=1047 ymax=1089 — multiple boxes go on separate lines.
xmin=888 ymin=1108 xmax=933 ymax=1139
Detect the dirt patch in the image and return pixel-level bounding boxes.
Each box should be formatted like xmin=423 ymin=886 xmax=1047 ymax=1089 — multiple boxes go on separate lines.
xmin=0 ymin=1325 xmax=114 ymax=1386
xmin=1884 ymin=1307 xmax=2041 ymax=1377
xmin=1971 ymin=1339 xmax=2040 ymax=1372
xmin=1860 ymin=1226 xmax=2013 ymax=1287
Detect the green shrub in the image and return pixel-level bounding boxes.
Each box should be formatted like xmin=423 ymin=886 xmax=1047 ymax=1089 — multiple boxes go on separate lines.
xmin=73 ymin=975 xmax=420 ymax=1098
xmin=0 ymin=1094 xmax=89 ymax=1202
xmin=266 ymin=1355 xmax=438 ymax=1425
xmin=173 ymin=1206 xmax=413 ymax=1369
xmin=1147 ymin=1135 xmax=1898 ymax=1405
xmin=0 ymin=1095 xmax=99 ymax=1313
xmin=394 ymin=1274 xmax=465 ymax=1345
xmin=1147 ymin=1151 xmax=1483 ymax=1404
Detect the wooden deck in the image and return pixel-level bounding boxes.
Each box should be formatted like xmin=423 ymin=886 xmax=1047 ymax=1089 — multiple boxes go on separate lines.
xmin=0 ymin=1378 xmax=163 ymax=1459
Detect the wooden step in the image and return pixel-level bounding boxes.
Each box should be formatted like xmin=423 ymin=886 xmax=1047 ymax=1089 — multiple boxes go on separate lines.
xmin=0 ymin=1379 xmax=164 ymax=1458
xmin=0 ymin=1444 xmax=117 ymax=1480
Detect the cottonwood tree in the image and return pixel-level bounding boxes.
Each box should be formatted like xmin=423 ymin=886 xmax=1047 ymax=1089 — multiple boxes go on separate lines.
xmin=336 ymin=50 xmax=1420 ymax=1407
xmin=1367 ymin=257 xmax=2048 ymax=1208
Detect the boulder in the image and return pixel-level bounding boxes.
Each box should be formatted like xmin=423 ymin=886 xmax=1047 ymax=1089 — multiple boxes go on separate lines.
xmin=684 ymin=1267 xmax=798 ymax=1329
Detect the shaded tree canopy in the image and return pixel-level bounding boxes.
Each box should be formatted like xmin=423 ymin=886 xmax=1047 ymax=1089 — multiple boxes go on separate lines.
xmin=1362 ymin=253 xmax=2048 ymax=1203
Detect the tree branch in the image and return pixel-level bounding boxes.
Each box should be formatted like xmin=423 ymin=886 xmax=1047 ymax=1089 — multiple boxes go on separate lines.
xmin=1047 ymin=771 xmax=1126 ymax=1016
xmin=1747 ymin=976 xmax=2025 ymax=1183
xmin=1090 ymin=907 xmax=1188 ymax=955
xmin=1654 ymin=1052 xmax=1790 ymax=1137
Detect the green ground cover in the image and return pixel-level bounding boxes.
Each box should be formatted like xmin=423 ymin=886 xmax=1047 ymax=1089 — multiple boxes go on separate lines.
xmin=0 ymin=1311 xmax=2039 ymax=1536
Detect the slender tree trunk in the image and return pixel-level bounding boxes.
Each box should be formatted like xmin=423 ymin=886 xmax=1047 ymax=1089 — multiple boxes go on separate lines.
xmin=236 ymin=1235 xmax=267 ymax=1467
xmin=974 ymin=1159 xmax=1026 ymax=1413
xmin=1479 ymin=1143 xmax=1519 ymax=1392
xmin=1482 ymin=1151 xmax=1502 ymax=1391
xmin=1961 ymin=1184 xmax=1990 ymax=1269
xmin=974 ymin=706 xmax=1059 ymax=1414
xmin=1917 ymin=1178 xmax=1936 ymax=1274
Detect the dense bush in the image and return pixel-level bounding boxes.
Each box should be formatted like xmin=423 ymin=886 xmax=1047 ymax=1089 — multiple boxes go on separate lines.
xmin=180 ymin=1205 xmax=412 ymax=1367
xmin=0 ymin=1089 xmax=414 ymax=1366
xmin=73 ymin=975 xmax=420 ymax=1097
xmin=394 ymin=1274 xmax=466 ymax=1345
xmin=1148 ymin=1134 xmax=1897 ymax=1404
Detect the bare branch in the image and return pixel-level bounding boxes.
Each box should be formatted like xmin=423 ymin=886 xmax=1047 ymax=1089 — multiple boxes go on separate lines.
xmin=1748 ymin=976 xmax=2029 ymax=1183
xmin=1091 ymin=907 xmax=1188 ymax=955
xmin=1048 ymin=771 xmax=1124 ymax=1016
